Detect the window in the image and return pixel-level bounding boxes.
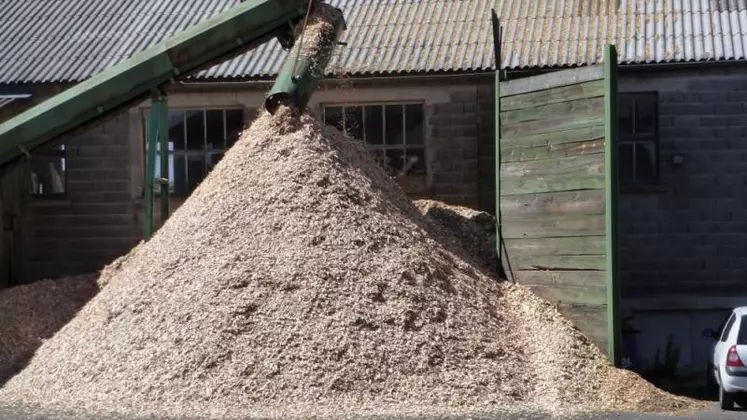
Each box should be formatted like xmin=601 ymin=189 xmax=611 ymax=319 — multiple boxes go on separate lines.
xmin=321 ymin=103 xmax=425 ymax=177
xmin=143 ymin=108 xmax=244 ymax=198
xmin=721 ymin=313 xmax=736 ymax=342
xmin=29 ymin=143 xmax=66 ymax=197
xmin=618 ymin=93 xmax=658 ymax=186
xmin=739 ymin=316 xmax=747 ymax=345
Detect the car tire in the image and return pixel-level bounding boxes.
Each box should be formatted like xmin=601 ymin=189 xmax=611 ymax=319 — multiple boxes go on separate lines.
xmin=735 ymin=393 xmax=747 ymax=409
xmin=719 ymin=373 xmax=735 ymax=411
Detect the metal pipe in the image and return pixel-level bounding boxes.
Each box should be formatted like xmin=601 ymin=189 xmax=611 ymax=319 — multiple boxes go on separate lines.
xmin=265 ymin=5 xmax=347 ymax=114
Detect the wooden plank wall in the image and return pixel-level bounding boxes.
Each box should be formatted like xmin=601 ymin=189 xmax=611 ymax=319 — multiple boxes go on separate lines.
xmin=498 ymin=65 xmax=611 ymax=354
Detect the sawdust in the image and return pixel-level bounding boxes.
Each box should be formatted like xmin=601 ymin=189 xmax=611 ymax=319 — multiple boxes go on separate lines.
xmin=413 ymin=199 xmax=499 ymax=277
xmin=0 ymin=107 xmax=705 ymax=419
xmin=0 ymin=274 xmax=99 ymax=383
xmin=0 ymin=3 xmax=706 ymax=417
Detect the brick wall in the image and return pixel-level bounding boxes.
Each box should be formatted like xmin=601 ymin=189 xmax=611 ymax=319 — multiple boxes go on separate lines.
xmin=426 ymin=82 xmax=494 ymax=210
xmin=619 ymin=66 xmax=747 ymax=299
xmin=19 ymin=110 xmax=140 ymax=282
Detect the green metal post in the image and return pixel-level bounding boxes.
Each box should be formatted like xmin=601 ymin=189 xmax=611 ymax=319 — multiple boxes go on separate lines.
xmin=144 ymin=93 xmax=162 ymax=240
xmin=491 ymin=10 xmax=503 ymax=273
xmin=604 ymin=44 xmax=621 ymax=366
xmin=495 ymin=69 xmax=502 ymax=268
xmin=158 ymin=94 xmax=170 ymax=225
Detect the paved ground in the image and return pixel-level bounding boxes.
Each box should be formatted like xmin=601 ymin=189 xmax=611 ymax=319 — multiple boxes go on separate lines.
xmin=0 ymin=403 xmax=744 ymax=420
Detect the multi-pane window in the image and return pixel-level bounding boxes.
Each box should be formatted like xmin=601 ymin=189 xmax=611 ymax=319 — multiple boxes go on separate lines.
xmin=322 ymin=103 xmax=426 ymax=177
xmin=144 ymin=108 xmax=244 ymax=197
xmin=619 ymin=93 xmax=658 ymax=186
xmin=29 ymin=143 xmax=66 ymax=196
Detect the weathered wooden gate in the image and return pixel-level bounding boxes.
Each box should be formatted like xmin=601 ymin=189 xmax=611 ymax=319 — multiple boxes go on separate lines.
xmin=496 ymin=46 xmax=620 ymax=364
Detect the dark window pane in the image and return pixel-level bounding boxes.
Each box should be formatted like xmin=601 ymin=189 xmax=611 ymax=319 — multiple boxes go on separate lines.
xmin=405 ymin=147 xmax=426 ymax=175
xmin=364 ymin=106 xmax=384 ymax=145
xmin=168 ymin=111 xmax=185 ymax=151
xmin=324 ymin=106 xmax=343 ymax=132
xmin=619 ymin=143 xmax=634 ymax=185
xmin=722 ymin=314 xmax=737 ymax=342
xmin=385 ymin=104 xmax=404 ymax=145
xmin=205 ymin=110 xmax=224 ymax=150
xmin=173 ymin=155 xmax=187 ymax=197
xmin=738 ymin=316 xmax=747 ymax=345
xmin=186 ymin=155 xmax=206 ymax=193
xmin=635 ymin=143 xmax=657 ymax=183
xmin=618 ymin=98 xmax=633 ymax=137
xmin=29 ymin=156 xmax=66 ymax=195
xmin=405 ymin=104 xmax=424 ymax=145
xmin=636 ymin=98 xmax=656 ymax=135
xmin=207 ymin=153 xmax=224 ymax=172
xmin=385 ymin=148 xmax=406 ymax=175
xmin=225 ymin=109 xmax=244 ymax=148
xmin=185 ymin=111 xmax=205 ymax=150
xmin=345 ymin=106 xmax=364 ymax=141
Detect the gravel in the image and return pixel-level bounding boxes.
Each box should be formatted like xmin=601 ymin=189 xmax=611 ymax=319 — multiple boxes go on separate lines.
xmin=0 ymin=4 xmax=707 ymax=418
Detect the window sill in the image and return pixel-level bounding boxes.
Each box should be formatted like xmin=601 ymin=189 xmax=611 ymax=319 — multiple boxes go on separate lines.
xmin=620 ymin=184 xmax=666 ymax=195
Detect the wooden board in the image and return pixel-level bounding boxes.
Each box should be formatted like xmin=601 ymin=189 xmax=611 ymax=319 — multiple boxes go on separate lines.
xmin=501 ymin=79 xmax=605 ymax=111
xmin=497 ymin=58 xmax=619 ymax=360
xmin=557 ymin=303 xmax=609 ymax=354
xmin=501 ymin=213 xmax=606 ymax=239
xmin=501 ymin=154 xmax=606 ymax=196
xmin=501 ymin=138 xmax=605 ymax=163
xmin=500 ymin=190 xmax=606 ymax=218
xmin=503 ymin=236 xmax=606 ymax=256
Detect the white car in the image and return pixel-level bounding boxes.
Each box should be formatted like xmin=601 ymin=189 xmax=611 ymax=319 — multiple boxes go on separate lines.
xmin=703 ymin=306 xmax=747 ymax=410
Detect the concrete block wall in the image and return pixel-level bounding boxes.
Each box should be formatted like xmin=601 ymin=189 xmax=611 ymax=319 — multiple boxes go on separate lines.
xmin=619 ymin=66 xmax=747 ymax=299
xmin=425 ymin=82 xmax=494 ymax=210
xmin=619 ymin=66 xmax=747 ymax=378
xmin=20 ymin=110 xmax=140 ymax=282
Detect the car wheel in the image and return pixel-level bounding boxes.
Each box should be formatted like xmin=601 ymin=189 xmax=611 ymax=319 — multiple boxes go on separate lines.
xmin=735 ymin=393 xmax=747 ymax=409
xmin=719 ymin=373 xmax=735 ymax=410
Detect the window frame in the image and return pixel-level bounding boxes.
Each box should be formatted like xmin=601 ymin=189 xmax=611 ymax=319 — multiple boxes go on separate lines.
xmin=142 ymin=106 xmax=245 ymax=198
xmin=618 ymin=91 xmax=660 ymax=188
xmin=721 ymin=313 xmax=737 ymax=342
xmin=320 ymin=101 xmax=426 ymax=177
xmin=28 ymin=142 xmax=67 ymax=199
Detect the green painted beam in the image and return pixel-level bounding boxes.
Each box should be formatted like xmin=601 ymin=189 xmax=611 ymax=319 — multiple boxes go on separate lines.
xmin=0 ymin=0 xmax=313 ymax=167
xmin=604 ymin=44 xmax=621 ymax=367
xmin=144 ymin=94 xmax=163 ymax=240
xmin=158 ymin=95 xmax=170 ymax=227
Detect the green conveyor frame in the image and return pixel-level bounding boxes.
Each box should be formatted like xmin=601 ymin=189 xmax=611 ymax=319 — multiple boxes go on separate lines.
xmin=0 ymin=0 xmax=345 ymax=167
xmin=0 ymin=0 xmax=346 ymax=240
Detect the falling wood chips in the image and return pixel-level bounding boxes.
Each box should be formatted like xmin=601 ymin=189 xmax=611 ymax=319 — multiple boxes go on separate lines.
xmin=0 ymin=4 xmax=705 ymax=418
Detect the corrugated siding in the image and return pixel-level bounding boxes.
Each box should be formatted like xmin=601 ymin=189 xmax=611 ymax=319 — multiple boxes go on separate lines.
xmin=2 ymin=0 xmax=747 ymax=84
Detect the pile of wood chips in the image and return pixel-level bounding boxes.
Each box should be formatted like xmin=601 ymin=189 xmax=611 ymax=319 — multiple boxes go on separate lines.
xmin=0 ymin=275 xmax=99 ymax=383
xmin=413 ymin=200 xmax=499 ymax=277
xmin=0 ymin=3 xmax=707 ymax=418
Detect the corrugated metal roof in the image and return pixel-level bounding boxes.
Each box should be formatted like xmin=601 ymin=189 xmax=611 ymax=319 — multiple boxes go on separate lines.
xmin=2 ymin=0 xmax=747 ymax=84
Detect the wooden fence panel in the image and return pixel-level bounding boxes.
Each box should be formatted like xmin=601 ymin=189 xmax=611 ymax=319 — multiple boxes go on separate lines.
xmin=497 ymin=48 xmax=620 ymax=362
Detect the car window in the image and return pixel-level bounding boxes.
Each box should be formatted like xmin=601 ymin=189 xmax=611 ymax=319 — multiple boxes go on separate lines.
xmin=721 ymin=313 xmax=736 ymax=342
xmin=716 ymin=313 xmax=731 ymax=338
xmin=739 ymin=315 xmax=747 ymax=345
